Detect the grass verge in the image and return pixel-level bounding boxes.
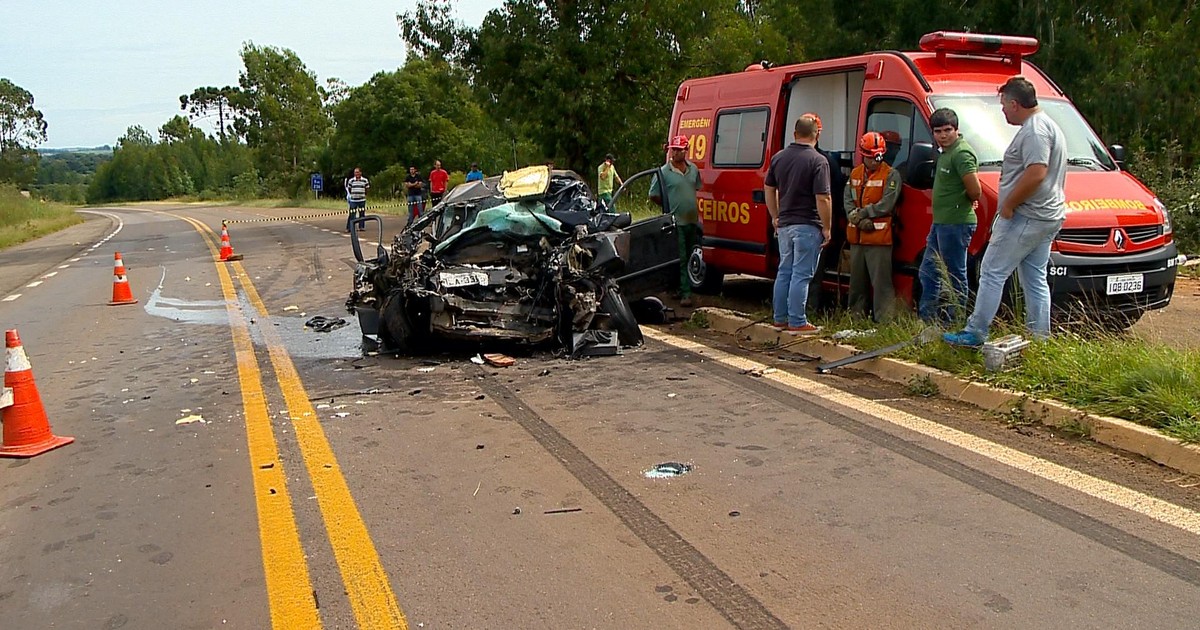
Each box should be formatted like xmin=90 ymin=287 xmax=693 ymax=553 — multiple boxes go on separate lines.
xmin=0 ymin=186 xmax=84 ymax=250
xmin=802 ymin=310 xmax=1200 ymax=443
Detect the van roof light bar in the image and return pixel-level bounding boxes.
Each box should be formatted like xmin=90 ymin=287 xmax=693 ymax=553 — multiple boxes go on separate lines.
xmin=919 ymin=31 xmax=1039 ymax=62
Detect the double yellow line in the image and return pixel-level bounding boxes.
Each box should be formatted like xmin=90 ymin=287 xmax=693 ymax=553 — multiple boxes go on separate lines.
xmin=175 ymin=214 xmax=407 ymax=629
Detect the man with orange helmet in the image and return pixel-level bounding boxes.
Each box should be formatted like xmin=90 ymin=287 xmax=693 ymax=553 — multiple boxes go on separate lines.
xmin=650 ymin=134 xmax=703 ymax=306
xmin=845 ymin=132 xmax=902 ymax=322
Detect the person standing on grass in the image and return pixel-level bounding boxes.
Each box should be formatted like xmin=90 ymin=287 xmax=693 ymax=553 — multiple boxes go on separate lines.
xmin=944 ymin=77 xmax=1067 ymax=347
xmin=429 ymin=160 xmax=449 ymax=206
xmin=649 ymin=136 xmax=703 ymax=307
xmin=844 ymin=132 xmax=901 ymax=323
xmin=345 ymin=167 xmax=369 ymax=232
xmin=404 ymin=166 xmax=425 ymax=224
xmin=597 ymin=153 xmax=623 ymax=210
xmin=765 ymin=114 xmax=831 ymax=335
xmin=919 ymin=107 xmax=982 ymax=324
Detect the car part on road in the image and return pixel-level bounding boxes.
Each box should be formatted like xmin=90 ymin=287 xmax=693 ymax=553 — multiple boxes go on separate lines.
xmin=304 ymin=316 xmax=349 ymax=333
xmin=816 ymin=326 xmax=942 ymax=373
xmin=645 ymin=462 xmax=693 ymax=478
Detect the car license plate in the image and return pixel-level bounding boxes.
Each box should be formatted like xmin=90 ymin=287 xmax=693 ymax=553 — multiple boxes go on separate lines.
xmin=440 ymin=271 xmax=489 ymax=288
xmin=1105 ymin=273 xmax=1143 ymax=295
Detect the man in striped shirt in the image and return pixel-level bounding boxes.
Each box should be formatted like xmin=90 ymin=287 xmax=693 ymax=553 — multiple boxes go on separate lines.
xmin=345 ymin=167 xmax=369 ymax=232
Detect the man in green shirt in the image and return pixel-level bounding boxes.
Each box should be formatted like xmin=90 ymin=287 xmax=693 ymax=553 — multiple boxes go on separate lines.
xmin=650 ymin=136 xmax=703 ymax=306
xmin=597 ymin=153 xmax=622 ymax=209
xmin=919 ymin=107 xmax=982 ymax=323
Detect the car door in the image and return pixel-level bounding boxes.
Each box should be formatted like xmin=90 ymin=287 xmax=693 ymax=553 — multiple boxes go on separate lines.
xmin=610 ymin=167 xmax=679 ymax=301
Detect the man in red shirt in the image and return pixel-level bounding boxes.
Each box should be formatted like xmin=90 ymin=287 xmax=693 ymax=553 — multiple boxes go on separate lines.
xmin=429 ymin=160 xmax=450 ymax=207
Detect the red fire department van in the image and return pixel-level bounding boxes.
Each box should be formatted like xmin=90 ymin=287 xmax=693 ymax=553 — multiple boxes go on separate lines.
xmin=672 ymin=31 xmax=1183 ymax=325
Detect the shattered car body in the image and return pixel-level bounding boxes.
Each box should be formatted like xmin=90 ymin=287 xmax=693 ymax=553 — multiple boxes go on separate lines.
xmin=347 ymin=166 xmax=677 ymax=354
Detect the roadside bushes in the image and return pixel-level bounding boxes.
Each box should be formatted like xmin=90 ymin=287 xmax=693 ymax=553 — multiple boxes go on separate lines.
xmin=1130 ymin=144 xmax=1200 ymax=255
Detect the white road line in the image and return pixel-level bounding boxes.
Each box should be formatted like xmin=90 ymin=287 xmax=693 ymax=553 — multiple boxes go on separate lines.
xmin=69 ymin=258 xmax=81 ymax=262
xmin=25 ymin=281 xmax=42 ymax=288
xmin=57 ymin=265 xmax=69 ymax=269
xmin=42 ymin=272 xmax=58 ymax=278
xmin=644 ymin=328 xmax=1200 ymax=537
xmin=2 ymin=295 xmax=19 ymax=302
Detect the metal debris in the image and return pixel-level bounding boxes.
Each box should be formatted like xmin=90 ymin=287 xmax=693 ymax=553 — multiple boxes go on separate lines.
xmin=645 ymin=462 xmax=692 ymax=478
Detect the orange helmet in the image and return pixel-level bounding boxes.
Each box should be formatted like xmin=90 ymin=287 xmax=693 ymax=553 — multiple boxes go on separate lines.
xmin=801 ymin=112 xmax=822 ymax=133
xmin=859 ymin=132 xmax=887 ymax=159
xmin=666 ymin=135 xmax=689 ymax=150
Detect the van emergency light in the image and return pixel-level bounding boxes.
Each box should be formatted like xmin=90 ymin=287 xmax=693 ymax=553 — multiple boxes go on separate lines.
xmin=919 ymin=31 xmax=1040 ymax=58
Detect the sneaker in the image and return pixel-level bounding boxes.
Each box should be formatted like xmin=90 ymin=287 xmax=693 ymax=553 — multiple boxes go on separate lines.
xmin=771 ymin=321 xmax=787 ymax=330
xmin=680 ymin=297 xmax=693 ymax=307
xmin=786 ymin=323 xmax=821 ymax=335
xmin=943 ymin=330 xmax=984 ymax=348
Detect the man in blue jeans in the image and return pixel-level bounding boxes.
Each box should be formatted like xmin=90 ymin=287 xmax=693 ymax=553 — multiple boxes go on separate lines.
xmin=919 ymin=108 xmax=981 ymax=323
xmin=765 ymin=115 xmax=831 ymax=335
xmin=945 ymin=77 xmax=1068 ymax=347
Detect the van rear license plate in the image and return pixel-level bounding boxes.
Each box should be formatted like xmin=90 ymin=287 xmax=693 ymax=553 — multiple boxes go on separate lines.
xmin=1105 ymin=273 xmax=1143 ymax=295
xmin=440 ymin=271 xmax=489 ymax=288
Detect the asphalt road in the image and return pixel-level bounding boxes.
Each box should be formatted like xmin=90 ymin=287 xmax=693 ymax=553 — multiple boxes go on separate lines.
xmin=1 ymin=204 xmax=1199 ymax=629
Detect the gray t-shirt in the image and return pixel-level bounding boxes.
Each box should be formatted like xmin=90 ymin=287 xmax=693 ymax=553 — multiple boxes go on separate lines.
xmin=998 ymin=111 xmax=1067 ymax=221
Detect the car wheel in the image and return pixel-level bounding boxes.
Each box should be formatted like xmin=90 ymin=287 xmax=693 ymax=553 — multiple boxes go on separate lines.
xmin=631 ymin=296 xmax=668 ymax=324
xmin=378 ymin=290 xmax=413 ymax=353
xmin=687 ymin=247 xmax=724 ymax=294
xmin=601 ymin=283 xmax=643 ymax=346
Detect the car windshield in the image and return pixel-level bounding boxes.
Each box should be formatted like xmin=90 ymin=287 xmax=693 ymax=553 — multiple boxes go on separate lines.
xmin=931 ymin=96 xmax=1116 ymax=171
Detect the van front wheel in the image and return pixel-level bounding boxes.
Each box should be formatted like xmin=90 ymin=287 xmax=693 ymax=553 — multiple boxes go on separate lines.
xmin=687 ymin=247 xmax=724 ymax=294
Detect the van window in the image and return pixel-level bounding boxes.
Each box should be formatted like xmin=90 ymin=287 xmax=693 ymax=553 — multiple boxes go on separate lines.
xmin=865 ymin=98 xmax=932 ymax=180
xmin=713 ymin=108 xmax=769 ymax=167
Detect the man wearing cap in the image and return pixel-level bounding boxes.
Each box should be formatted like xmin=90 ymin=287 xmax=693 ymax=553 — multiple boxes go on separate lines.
xmin=650 ymin=136 xmax=703 ymax=307
xmin=845 ymin=132 xmax=901 ymax=322
xmin=466 ymin=163 xmax=484 ymax=182
xmin=597 ymin=153 xmax=623 ymax=210
xmin=766 ymin=115 xmax=831 ymax=334
xmin=919 ymin=107 xmax=981 ymax=324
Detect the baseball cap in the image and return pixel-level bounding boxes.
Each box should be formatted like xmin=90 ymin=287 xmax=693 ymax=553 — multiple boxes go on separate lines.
xmin=666 ymin=135 xmax=689 ymax=150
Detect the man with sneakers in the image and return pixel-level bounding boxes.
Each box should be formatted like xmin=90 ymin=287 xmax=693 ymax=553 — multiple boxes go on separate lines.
xmin=766 ymin=114 xmax=831 ymax=335
xmin=944 ymin=77 xmax=1067 ymax=347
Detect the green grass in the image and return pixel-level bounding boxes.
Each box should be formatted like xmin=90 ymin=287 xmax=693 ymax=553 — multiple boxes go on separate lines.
xmin=800 ymin=309 xmax=1200 ymax=442
xmin=0 ymin=186 xmax=84 ymax=250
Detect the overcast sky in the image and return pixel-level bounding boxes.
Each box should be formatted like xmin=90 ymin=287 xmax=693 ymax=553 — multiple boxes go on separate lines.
xmin=0 ymin=1 xmax=500 ymax=148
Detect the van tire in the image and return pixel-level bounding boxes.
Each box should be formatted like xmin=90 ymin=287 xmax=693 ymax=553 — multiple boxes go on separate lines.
xmin=687 ymin=247 xmax=724 ymax=294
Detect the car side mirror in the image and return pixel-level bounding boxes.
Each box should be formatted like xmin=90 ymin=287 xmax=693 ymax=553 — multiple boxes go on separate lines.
xmin=906 ymin=142 xmax=937 ymax=190
xmin=1108 ymin=144 xmax=1127 ymax=167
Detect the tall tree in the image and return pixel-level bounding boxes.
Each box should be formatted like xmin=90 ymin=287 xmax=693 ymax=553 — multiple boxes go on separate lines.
xmin=179 ymin=86 xmax=244 ymax=141
xmin=236 ymin=43 xmax=329 ymax=174
xmin=0 ymin=78 xmax=48 ymax=186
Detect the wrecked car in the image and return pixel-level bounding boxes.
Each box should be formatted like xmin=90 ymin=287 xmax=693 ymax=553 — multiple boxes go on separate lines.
xmin=346 ymin=165 xmax=679 ymax=355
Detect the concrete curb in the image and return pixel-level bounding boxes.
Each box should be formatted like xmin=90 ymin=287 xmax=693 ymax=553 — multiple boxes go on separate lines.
xmin=696 ymin=307 xmax=1200 ymax=477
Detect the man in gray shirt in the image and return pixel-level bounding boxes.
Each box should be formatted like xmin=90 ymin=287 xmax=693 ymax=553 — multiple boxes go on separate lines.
xmin=945 ymin=77 xmax=1067 ymax=347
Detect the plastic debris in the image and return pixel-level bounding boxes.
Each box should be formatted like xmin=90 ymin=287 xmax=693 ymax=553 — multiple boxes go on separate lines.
xmin=470 ymin=355 xmax=486 ymax=365
xmin=175 ymin=415 xmax=205 ymax=425
xmin=645 ymin=462 xmax=692 ymax=478
xmin=832 ymin=329 xmax=876 ymax=340
xmin=334 ymin=412 xmax=350 ymax=418
xmin=283 ymin=305 xmax=299 ymax=312
xmin=305 ymin=316 xmax=349 ymax=333
xmin=667 ymin=393 xmax=677 ymax=398
xmin=416 ymin=367 xmax=436 ymax=373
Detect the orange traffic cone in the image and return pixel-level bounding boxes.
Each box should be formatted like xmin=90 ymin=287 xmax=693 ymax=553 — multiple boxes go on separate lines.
xmin=1 ymin=330 xmax=73 ymax=458
xmin=219 ymin=221 xmax=243 ymax=262
xmin=109 ymin=252 xmax=137 ymax=306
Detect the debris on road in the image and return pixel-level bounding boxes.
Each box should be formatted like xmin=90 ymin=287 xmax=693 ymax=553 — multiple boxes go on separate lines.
xmin=416 ymin=367 xmax=436 ymax=373
xmin=832 ymin=329 xmax=876 ymax=341
xmin=645 ymin=462 xmax=692 ymax=478
xmin=470 ymin=355 xmax=486 ymax=365
xmin=544 ymin=507 xmax=583 ymax=515
xmin=283 ymin=305 xmax=299 ymax=312
xmin=483 ymin=353 xmax=516 ymax=367
xmin=175 ymin=415 xmax=205 ymax=425
xmin=512 ymin=507 xmax=522 ymax=515
xmin=305 ymin=316 xmax=349 ymax=333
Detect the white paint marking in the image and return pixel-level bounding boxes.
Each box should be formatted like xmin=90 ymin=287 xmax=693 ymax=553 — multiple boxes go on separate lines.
xmin=2 ymin=295 xmax=20 ymax=302
xmin=643 ymin=328 xmax=1200 ymax=537
xmin=57 ymin=265 xmax=70 ymax=269
xmin=25 ymin=281 xmax=42 ymax=288
xmin=42 ymin=272 xmax=58 ymax=278
xmin=69 ymin=258 xmax=81 ymax=262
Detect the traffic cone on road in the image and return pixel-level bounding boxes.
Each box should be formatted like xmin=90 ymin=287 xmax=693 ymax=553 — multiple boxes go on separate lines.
xmin=219 ymin=221 xmax=243 ymax=262
xmin=108 ymin=252 xmax=137 ymax=306
xmin=1 ymin=330 xmax=73 ymax=458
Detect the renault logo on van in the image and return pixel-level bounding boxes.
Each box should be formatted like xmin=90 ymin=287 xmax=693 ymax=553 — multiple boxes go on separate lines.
xmin=1113 ymin=228 xmax=1127 ymax=251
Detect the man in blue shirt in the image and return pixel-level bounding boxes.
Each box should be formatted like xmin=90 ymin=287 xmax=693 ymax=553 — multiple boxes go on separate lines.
xmin=465 ymin=163 xmax=484 ymax=182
